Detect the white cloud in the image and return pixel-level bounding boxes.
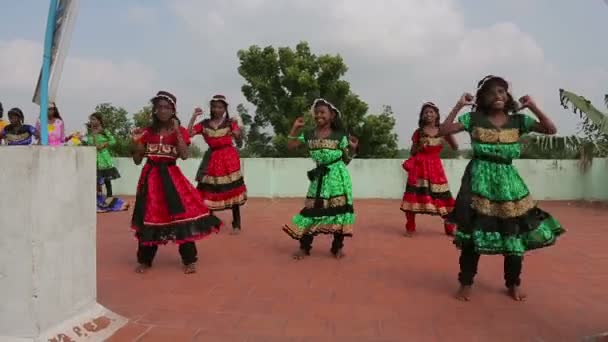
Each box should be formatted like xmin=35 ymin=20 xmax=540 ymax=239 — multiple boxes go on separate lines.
xmin=167 ymin=0 xmax=608 ymax=146
xmin=4 ymin=1 xmax=606 ymax=146
xmin=0 ymin=39 xmax=158 ymax=130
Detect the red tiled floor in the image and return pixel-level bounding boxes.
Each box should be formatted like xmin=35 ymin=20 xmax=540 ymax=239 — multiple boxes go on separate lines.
xmin=99 ymin=199 xmax=608 ymax=341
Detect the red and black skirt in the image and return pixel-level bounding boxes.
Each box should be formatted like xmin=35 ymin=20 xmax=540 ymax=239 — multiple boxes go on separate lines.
xmin=132 ymin=158 xmax=222 ymax=246
xmin=196 ymin=146 xmax=247 ymax=211
xmin=400 ymin=154 xmax=455 ymax=216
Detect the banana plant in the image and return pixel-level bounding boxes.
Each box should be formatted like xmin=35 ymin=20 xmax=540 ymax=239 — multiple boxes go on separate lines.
xmin=526 ymin=89 xmax=608 ymax=171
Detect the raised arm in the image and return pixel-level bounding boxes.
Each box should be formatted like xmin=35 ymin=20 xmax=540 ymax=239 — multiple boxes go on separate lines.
xmin=230 ymin=116 xmax=243 ymax=141
xmin=439 ymin=93 xmax=474 ymax=137
xmin=444 ymin=134 xmax=459 ymax=151
xmin=188 ymin=107 xmax=203 ymax=136
xmin=519 ymin=95 xmax=557 ymax=135
xmin=287 ymin=117 xmax=306 ymax=150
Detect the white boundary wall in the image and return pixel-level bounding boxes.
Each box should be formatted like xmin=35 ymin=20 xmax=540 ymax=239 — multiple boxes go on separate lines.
xmin=111 ymin=158 xmax=608 ymax=201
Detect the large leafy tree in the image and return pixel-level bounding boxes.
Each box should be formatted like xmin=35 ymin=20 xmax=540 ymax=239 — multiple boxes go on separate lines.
xmin=237 ymin=41 xmax=398 ymax=157
xmin=235 ymin=103 xmax=274 ymax=157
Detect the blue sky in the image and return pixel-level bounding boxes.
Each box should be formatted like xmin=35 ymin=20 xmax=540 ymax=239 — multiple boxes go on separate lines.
xmin=1 ymin=0 xmax=607 ymax=146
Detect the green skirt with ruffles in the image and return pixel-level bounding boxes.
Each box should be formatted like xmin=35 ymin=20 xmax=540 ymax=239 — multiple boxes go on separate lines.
xmin=283 ymin=160 xmax=355 ymax=239
xmin=448 ymin=160 xmax=565 ymax=256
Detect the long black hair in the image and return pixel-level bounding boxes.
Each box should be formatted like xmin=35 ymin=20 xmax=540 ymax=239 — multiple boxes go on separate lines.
xmin=417 ymin=102 xmax=441 ymax=129
xmin=86 ymin=112 xmax=107 ymax=135
xmin=0 ymin=102 xmax=4 ymax=119
xmin=474 ymin=75 xmax=519 ymax=114
xmin=48 ymin=103 xmax=63 ymax=121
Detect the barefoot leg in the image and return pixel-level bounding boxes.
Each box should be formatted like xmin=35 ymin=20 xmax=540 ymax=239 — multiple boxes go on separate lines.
xmin=332 ymin=249 xmax=346 ymax=259
xmin=292 ymin=248 xmax=310 ymax=260
xmin=230 ymin=206 xmax=241 ymax=235
xmin=507 ymin=286 xmax=527 ymax=301
xmin=135 ymin=264 xmax=150 ymax=274
xmin=457 ymin=246 xmax=480 ymax=301
xmin=455 ymin=285 xmax=472 ymax=301
xmin=293 ymin=235 xmax=313 ymax=259
xmin=504 ymin=255 xmax=524 ymax=300
xmin=183 ymin=263 xmax=197 ymax=274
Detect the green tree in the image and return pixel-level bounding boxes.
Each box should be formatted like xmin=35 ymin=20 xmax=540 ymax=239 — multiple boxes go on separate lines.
xmin=355 ymin=105 xmax=399 ymax=158
xmin=133 ymin=105 xmax=152 ymax=129
xmin=94 ymin=103 xmax=132 ymax=139
xmin=93 ymin=103 xmax=133 ymax=157
xmin=235 ymin=103 xmax=273 ymax=157
xmin=237 ymin=41 xmax=398 ymax=157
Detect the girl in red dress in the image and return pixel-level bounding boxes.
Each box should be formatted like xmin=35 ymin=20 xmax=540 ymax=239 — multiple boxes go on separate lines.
xmin=400 ymin=102 xmax=458 ymax=236
xmin=188 ymin=95 xmax=247 ymax=235
xmin=131 ymin=91 xmax=222 ymax=274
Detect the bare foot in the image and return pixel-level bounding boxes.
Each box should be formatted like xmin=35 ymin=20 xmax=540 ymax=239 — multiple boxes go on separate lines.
xmin=405 ymin=231 xmax=415 ymax=238
xmin=135 ymin=264 xmax=150 ymax=274
xmin=230 ymin=227 xmax=241 ymax=235
xmin=507 ymin=286 xmax=527 ymax=301
xmin=183 ymin=263 xmax=197 ymax=274
xmin=332 ymin=249 xmax=346 ymax=259
xmin=455 ymin=285 xmax=472 ymax=301
xmin=292 ymin=249 xmax=310 ymax=260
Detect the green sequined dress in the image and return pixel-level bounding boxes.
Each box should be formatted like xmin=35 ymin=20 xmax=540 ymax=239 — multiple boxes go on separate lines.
xmin=448 ymin=112 xmax=565 ymax=256
xmin=282 ymin=130 xmax=355 ymax=239
xmin=87 ymin=131 xmax=121 ymax=182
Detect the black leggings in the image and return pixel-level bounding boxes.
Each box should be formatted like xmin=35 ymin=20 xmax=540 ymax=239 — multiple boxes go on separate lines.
xmin=137 ymin=242 xmax=198 ymax=266
xmin=458 ymin=245 xmax=523 ymax=288
xmin=211 ymin=205 xmax=241 ymax=229
xmin=104 ymin=179 xmax=113 ymax=197
xmin=300 ymin=233 xmax=345 ymax=254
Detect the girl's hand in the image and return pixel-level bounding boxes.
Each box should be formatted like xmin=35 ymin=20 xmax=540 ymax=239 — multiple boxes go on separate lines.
xmin=458 ymin=93 xmax=475 ymax=107
xmin=518 ymin=95 xmax=538 ymax=111
xmin=292 ymin=117 xmax=305 ymax=130
xmin=131 ymin=128 xmax=145 ymax=143
xmin=348 ymin=135 xmax=359 ymax=150
xmin=192 ymin=107 xmax=203 ymax=118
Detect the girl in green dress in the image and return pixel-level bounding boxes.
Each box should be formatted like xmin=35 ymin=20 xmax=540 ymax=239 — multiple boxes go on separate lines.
xmin=283 ymin=99 xmax=359 ymax=259
xmin=87 ymin=113 xmax=121 ymax=194
xmin=439 ymin=75 xmax=565 ymax=302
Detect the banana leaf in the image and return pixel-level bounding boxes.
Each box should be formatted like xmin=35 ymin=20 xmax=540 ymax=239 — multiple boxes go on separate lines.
xmin=559 ymin=89 xmax=608 ymax=134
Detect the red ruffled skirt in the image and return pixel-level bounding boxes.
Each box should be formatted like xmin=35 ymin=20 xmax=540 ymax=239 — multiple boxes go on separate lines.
xmin=132 ymin=158 xmax=222 ymax=246
xmin=196 ymin=146 xmax=247 ymax=211
xmin=400 ymin=154 xmax=455 ymax=216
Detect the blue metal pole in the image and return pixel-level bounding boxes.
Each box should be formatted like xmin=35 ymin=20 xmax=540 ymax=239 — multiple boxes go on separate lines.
xmin=39 ymin=0 xmax=59 ymax=146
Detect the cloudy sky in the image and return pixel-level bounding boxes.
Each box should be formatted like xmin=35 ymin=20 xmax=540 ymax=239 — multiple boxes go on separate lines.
xmin=1 ymin=0 xmax=607 ymax=147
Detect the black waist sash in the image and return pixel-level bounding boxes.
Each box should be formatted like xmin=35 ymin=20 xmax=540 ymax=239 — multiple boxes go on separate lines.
xmin=132 ymin=159 xmax=185 ymax=227
xmin=307 ymin=158 xmax=342 ymax=208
